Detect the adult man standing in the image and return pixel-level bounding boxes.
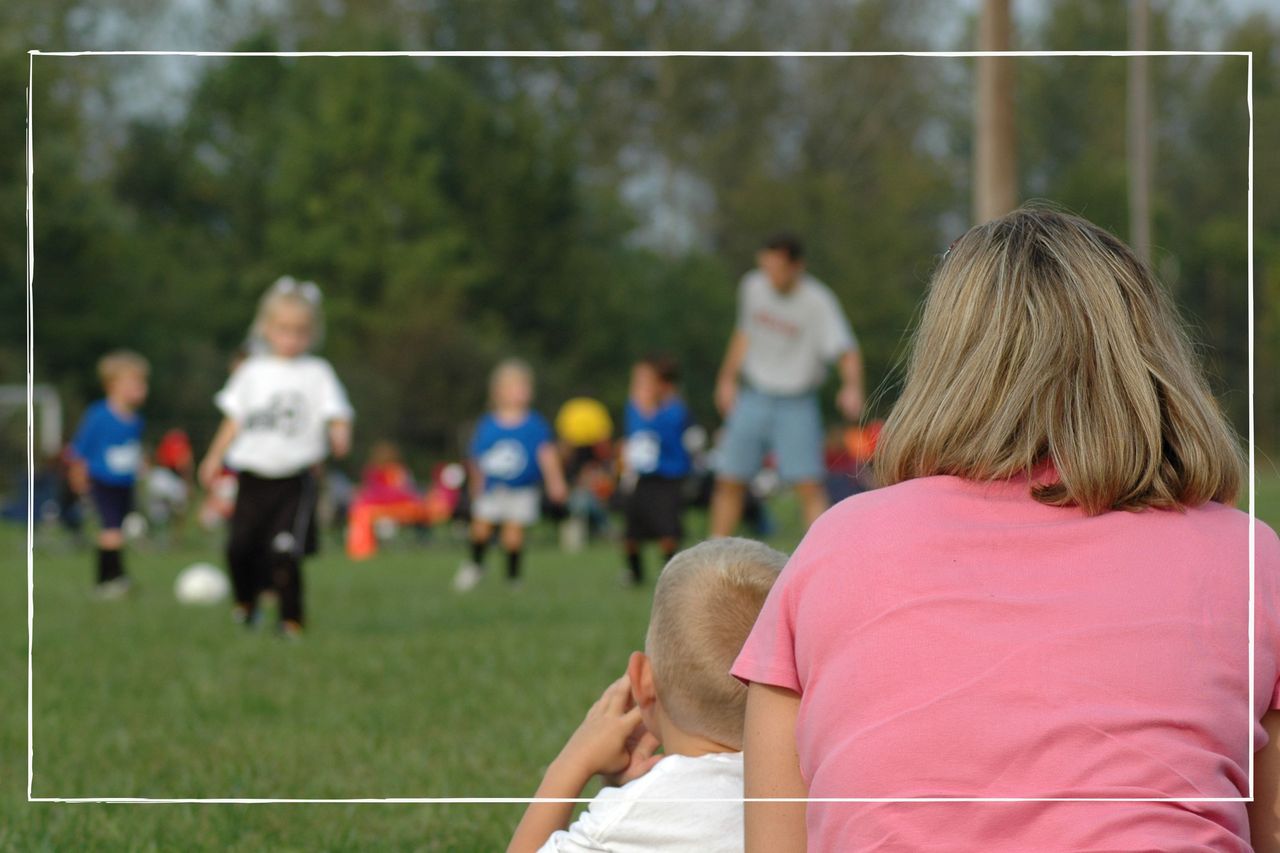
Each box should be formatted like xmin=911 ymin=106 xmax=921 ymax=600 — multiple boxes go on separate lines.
xmin=710 ymin=233 xmax=863 ymax=536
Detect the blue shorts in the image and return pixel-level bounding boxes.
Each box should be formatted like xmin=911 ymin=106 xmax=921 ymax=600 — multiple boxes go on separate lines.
xmin=717 ymin=386 xmax=824 ymax=484
xmin=89 ymin=479 xmax=134 ymax=530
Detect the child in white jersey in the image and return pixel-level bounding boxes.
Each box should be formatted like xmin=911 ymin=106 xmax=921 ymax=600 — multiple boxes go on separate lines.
xmin=198 ymin=278 xmax=353 ymax=636
xmin=507 ymin=538 xmax=785 ymax=853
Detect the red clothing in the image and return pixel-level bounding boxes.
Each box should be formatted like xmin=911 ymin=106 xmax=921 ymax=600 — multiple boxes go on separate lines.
xmin=155 ymin=428 xmax=193 ymax=471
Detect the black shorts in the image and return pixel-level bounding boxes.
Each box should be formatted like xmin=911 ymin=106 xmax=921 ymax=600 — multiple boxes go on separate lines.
xmin=625 ymin=475 xmax=685 ymax=542
xmin=89 ymin=479 xmax=134 ymax=530
xmin=231 ymin=471 xmax=319 ymax=558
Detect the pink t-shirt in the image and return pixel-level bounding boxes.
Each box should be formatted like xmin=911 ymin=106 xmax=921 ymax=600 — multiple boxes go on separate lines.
xmin=732 ymin=474 xmax=1280 ymax=852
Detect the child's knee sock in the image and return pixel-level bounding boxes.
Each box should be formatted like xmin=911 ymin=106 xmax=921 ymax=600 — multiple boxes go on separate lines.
xmin=626 ymin=547 xmax=643 ymax=581
xmin=97 ymin=547 xmax=123 ymax=584
xmin=273 ymin=557 xmax=304 ymax=627
xmin=505 ymin=548 xmax=523 ymax=580
xmin=470 ymin=538 xmax=488 ymax=567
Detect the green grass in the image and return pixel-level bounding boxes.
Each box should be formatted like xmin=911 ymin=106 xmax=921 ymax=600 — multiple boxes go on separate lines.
xmin=1 ymin=504 xmax=804 ymax=851
xmin=1258 ymin=461 xmax=1280 ymax=526
xmin=4 ymin=478 xmax=1280 ymax=851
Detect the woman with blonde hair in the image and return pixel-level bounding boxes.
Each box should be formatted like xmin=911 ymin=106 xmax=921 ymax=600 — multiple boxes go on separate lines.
xmin=733 ymin=207 xmax=1280 ymax=851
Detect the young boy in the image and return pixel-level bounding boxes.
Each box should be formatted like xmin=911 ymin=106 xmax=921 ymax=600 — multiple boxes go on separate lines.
xmin=69 ymin=350 xmax=150 ymax=598
xmin=620 ymin=354 xmax=693 ymax=585
xmin=508 ymin=537 xmax=786 ymax=852
xmin=455 ymin=359 xmax=568 ymax=591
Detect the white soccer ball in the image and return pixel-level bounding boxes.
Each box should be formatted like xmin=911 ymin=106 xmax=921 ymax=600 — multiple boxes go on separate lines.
xmin=122 ymin=512 xmax=149 ymax=541
xmin=174 ymin=562 xmax=230 ymax=605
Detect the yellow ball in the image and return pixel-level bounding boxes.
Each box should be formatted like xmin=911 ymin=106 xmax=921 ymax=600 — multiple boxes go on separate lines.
xmin=556 ymin=397 xmax=613 ymax=447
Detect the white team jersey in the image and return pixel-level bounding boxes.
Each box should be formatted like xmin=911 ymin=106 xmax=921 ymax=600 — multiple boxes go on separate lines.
xmin=538 ymin=752 xmax=745 ymax=853
xmin=216 ymin=354 xmax=353 ymax=478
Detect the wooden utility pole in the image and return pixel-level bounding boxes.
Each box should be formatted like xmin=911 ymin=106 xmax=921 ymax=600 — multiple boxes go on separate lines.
xmin=1127 ymin=0 xmax=1153 ymax=263
xmin=974 ymin=0 xmax=1017 ymax=223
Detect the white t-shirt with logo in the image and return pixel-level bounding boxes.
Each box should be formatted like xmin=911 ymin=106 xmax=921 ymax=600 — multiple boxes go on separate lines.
xmin=216 ymin=354 xmax=353 ymax=478
xmin=737 ymin=269 xmax=857 ymax=395
xmin=537 ymin=752 xmax=744 ymax=853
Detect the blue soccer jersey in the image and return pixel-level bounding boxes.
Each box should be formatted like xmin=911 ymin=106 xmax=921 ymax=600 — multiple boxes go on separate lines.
xmin=71 ymin=400 xmax=144 ymax=486
xmin=624 ymin=398 xmax=693 ymax=479
xmin=470 ymin=411 xmax=554 ymax=489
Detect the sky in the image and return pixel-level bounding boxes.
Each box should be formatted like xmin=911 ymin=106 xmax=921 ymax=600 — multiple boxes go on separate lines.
xmin=64 ymin=0 xmax=1272 ymax=124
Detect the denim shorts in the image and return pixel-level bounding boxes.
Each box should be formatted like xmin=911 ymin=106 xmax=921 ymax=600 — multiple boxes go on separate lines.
xmin=717 ymin=386 xmax=824 ymax=484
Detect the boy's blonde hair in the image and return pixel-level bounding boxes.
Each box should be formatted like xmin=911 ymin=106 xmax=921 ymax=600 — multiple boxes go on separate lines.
xmin=97 ymin=350 xmax=149 ymax=388
xmin=876 ymin=205 xmax=1242 ymax=515
xmin=645 ymin=538 xmax=786 ymax=749
xmin=489 ymin=358 xmax=534 ymax=400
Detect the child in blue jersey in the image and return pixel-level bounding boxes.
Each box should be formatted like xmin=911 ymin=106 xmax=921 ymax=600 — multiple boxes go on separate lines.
xmin=620 ymin=354 xmax=693 ymax=585
xmin=455 ymin=359 xmax=568 ymax=591
xmin=68 ymin=350 xmax=150 ymax=598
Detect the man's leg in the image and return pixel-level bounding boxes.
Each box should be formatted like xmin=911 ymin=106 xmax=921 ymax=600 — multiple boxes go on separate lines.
xmin=793 ymin=480 xmax=829 ymax=529
xmin=709 ymin=478 xmax=748 ymax=538
xmin=774 ymin=392 xmax=828 ymax=532
xmin=711 ymin=388 xmax=769 ymax=538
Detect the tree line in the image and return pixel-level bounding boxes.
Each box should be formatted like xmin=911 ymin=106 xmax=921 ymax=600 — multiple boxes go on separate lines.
xmin=3 ymin=0 xmax=1273 ymax=481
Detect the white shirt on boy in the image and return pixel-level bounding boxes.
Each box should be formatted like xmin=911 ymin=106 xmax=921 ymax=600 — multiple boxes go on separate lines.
xmin=216 ymin=353 xmax=352 ymax=478
xmin=537 ymin=751 xmax=744 ymax=853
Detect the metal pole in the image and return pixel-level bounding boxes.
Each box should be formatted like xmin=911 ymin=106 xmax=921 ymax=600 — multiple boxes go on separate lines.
xmin=1127 ymin=0 xmax=1153 ymax=263
xmin=974 ymin=0 xmax=1017 ymax=223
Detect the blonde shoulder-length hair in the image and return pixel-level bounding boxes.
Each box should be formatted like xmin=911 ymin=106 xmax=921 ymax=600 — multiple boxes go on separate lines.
xmin=875 ymin=206 xmax=1242 ymax=515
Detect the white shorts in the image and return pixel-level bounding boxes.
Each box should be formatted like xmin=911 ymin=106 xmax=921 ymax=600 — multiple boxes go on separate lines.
xmin=473 ymin=486 xmax=541 ymax=526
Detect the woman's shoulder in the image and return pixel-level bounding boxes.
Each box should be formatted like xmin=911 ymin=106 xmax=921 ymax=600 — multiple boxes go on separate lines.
xmin=817 ymin=475 xmax=973 ymax=526
xmin=810 ymin=477 xmax=1275 ymax=556
xmin=1104 ymin=498 xmax=1275 ymax=556
xmin=792 ymin=477 xmax=974 ymax=568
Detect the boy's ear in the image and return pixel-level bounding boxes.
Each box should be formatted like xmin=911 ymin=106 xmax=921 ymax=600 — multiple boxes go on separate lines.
xmin=627 ymin=650 xmax=657 ymax=708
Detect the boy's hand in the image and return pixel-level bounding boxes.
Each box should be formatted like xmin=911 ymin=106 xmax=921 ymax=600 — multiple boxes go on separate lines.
xmin=554 ymin=676 xmax=656 ymax=783
xmin=506 ymin=674 xmax=663 ymax=853
xmin=601 ymin=728 xmax=662 ymax=789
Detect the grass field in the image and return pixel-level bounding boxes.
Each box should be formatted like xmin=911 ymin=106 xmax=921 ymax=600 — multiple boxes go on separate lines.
xmin=1 ymin=500 xmax=807 ymax=852
xmin=4 ymin=473 xmax=1280 ymax=851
